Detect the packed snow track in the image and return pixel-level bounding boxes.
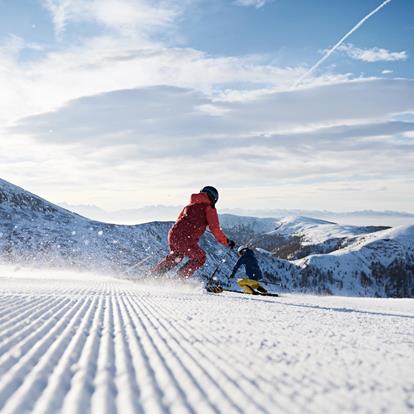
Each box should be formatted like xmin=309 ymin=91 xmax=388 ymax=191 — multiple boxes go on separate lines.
xmin=0 ymin=267 xmax=413 ymax=414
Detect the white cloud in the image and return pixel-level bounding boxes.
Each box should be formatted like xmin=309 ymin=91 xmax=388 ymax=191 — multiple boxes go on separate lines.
xmin=5 ymin=79 xmax=413 ymax=211
xmin=41 ymin=0 xmax=179 ymax=36
xmin=0 ymin=34 xmax=45 ymax=58
xmin=234 ymin=0 xmax=271 ymax=8
xmin=14 ymin=79 xmax=414 ymax=147
xmin=40 ymin=0 xmax=69 ymax=35
xmin=0 ymin=33 xmax=319 ymax=126
xmin=337 ymin=43 xmax=408 ymax=62
xmin=1 ymin=0 xmax=412 ymax=212
xmin=0 ymin=1 xmax=350 ymax=127
xmin=382 ymin=69 xmax=393 ymax=74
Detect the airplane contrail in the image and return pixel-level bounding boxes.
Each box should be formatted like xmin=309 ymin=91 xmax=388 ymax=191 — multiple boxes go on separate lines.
xmin=292 ymin=0 xmax=392 ymax=88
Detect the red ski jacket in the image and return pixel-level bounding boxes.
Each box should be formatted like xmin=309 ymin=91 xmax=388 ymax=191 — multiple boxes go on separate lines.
xmin=169 ymin=193 xmax=229 ymax=247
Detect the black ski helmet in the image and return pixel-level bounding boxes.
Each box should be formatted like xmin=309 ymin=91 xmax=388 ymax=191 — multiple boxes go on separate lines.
xmin=200 ymin=186 xmax=219 ymax=204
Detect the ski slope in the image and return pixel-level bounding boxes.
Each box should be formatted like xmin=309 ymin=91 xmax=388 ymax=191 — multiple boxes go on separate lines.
xmin=0 ymin=266 xmax=413 ymax=414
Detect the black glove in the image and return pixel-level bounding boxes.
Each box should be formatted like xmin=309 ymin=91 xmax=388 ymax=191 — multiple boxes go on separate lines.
xmin=227 ymin=239 xmax=236 ymax=249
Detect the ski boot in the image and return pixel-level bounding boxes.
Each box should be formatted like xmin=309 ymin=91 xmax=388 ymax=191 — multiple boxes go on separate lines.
xmin=241 ymin=285 xmax=255 ymax=294
xmin=237 ymin=278 xmax=267 ymax=295
xmin=255 ymin=285 xmax=268 ymax=294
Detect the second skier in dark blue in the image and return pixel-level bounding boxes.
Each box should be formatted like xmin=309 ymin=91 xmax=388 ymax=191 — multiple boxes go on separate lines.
xmin=230 ymin=246 xmax=268 ymax=294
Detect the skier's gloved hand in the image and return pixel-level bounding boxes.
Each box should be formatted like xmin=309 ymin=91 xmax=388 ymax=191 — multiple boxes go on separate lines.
xmin=227 ymin=239 xmax=236 ymax=249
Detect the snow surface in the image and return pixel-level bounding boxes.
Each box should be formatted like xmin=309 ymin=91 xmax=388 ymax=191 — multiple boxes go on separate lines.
xmin=0 ymin=265 xmax=413 ymax=414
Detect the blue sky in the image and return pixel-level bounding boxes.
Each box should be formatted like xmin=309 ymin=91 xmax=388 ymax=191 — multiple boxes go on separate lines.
xmin=2 ymin=0 xmax=412 ymax=72
xmin=183 ymin=1 xmax=412 ymax=70
xmin=0 ymin=0 xmax=413 ymax=213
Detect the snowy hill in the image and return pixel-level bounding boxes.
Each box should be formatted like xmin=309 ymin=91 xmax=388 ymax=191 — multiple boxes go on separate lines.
xmin=1 ymin=178 xmax=413 ymax=297
xmin=0 ymin=178 xmax=284 ymax=284
xmin=248 ymin=215 xmax=389 ymax=259
xmin=0 ymin=178 xmax=170 ymax=272
xmin=297 ymin=225 xmax=414 ymax=297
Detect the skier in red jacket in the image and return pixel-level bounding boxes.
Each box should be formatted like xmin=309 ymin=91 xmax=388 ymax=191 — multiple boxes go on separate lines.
xmin=153 ymin=186 xmax=235 ymax=278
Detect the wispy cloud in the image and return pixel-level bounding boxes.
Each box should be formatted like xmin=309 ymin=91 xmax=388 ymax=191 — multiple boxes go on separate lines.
xmin=10 ymin=80 xmax=414 ymax=196
xmin=40 ymin=0 xmax=69 ymax=35
xmin=41 ymin=0 xmax=179 ymax=36
xmin=1 ymin=0 xmax=413 ymax=212
xmin=0 ymin=33 xmax=45 ymax=57
xmin=13 ymin=79 xmax=414 ymax=148
xmin=0 ymin=36 xmax=314 ymax=125
xmin=5 ymin=80 xmax=414 ymax=210
xmin=337 ymin=43 xmax=407 ymax=62
xmin=293 ymin=0 xmax=393 ymax=87
xmin=234 ymin=0 xmax=271 ymax=8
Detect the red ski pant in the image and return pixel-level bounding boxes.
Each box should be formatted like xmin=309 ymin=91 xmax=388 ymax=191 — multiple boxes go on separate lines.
xmin=153 ymin=241 xmax=206 ymax=278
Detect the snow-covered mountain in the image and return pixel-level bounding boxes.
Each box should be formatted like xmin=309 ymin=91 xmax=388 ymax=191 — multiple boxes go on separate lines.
xmin=0 ymin=178 xmax=285 ymax=285
xmin=247 ymin=215 xmax=389 ymax=259
xmin=0 ymin=178 xmax=168 ymax=272
xmin=1 ymin=178 xmax=413 ymax=297
xmin=296 ymin=225 xmax=414 ymax=297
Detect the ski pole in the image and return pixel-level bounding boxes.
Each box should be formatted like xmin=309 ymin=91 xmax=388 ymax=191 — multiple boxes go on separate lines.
xmin=261 ymin=280 xmax=281 ymax=286
xmin=123 ymin=255 xmax=152 ymax=274
xmin=207 ymin=247 xmax=234 ymax=284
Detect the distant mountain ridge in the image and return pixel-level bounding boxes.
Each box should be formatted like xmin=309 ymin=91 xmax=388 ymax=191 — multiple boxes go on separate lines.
xmin=1 ymin=178 xmax=413 ymax=297
xmin=60 ymin=202 xmax=414 ymax=227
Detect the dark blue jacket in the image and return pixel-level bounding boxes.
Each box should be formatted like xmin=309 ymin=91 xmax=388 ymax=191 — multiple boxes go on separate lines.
xmin=232 ymin=248 xmax=263 ymax=280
